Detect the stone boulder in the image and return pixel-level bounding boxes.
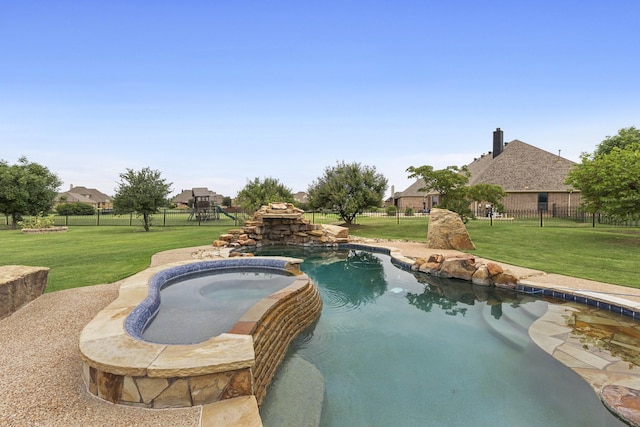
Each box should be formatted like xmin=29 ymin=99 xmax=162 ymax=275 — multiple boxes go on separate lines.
xmin=439 ymin=255 xmax=477 ymax=281
xmin=426 ymin=208 xmax=476 ymax=250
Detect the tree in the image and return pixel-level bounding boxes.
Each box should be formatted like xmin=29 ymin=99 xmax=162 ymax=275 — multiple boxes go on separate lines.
xmin=222 ymin=196 xmax=232 ymax=207
xmin=235 ymin=177 xmax=294 ymax=214
xmin=467 ymin=183 xmax=507 ymax=213
xmin=112 ymin=167 xmax=172 ymax=231
xmin=594 ymin=126 xmax=640 ymax=157
xmin=566 ymin=142 xmax=640 ymax=220
xmin=307 ymin=161 xmax=387 ymax=225
xmin=0 ymin=156 xmax=62 ymax=229
xmin=406 ymin=165 xmax=471 ymax=218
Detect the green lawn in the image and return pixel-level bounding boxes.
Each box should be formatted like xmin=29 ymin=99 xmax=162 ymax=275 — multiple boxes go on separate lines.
xmin=309 ymin=214 xmax=640 ymax=288
xmin=0 ymin=226 xmax=220 ymax=292
xmin=1 ymin=216 xmax=638 ymax=291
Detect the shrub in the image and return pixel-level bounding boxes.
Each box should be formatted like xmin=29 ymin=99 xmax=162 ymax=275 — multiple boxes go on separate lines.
xmin=56 ymin=202 xmax=96 ymax=215
xmin=404 ymin=207 xmax=414 ymax=216
xmin=19 ymin=212 xmax=56 ymax=229
xmin=386 ymin=206 xmax=397 ymax=216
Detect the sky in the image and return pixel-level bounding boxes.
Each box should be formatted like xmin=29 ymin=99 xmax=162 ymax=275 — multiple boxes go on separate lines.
xmin=1 ymin=1 xmax=639 ymax=200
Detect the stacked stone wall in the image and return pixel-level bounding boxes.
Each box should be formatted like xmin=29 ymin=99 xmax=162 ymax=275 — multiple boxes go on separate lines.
xmin=238 ymin=279 xmax=322 ymax=405
xmin=0 ymin=266 xmax=49 ymax=319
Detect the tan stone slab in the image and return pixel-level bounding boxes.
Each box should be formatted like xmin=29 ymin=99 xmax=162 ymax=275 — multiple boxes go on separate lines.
xmin=0 ymin=265 xmax=49 ymax=281
xmin=79 ymin=306 xmax=131 ymax=340
xmin=529 ymin=319 xmax=571 ymax=338
xmin=154 ymin=379 xmax=192 ymax=408
xmin=137 ymin=377 xmax=170 ymax=404
xmin=574 ymin=368 xmax=640 ymax=390
xmin=553 ymin=349 xmax=599 ymax=369
xmin=557 ymin=343 xmax=611 ymax=370
xmin=239 ymin=298 xmax=279 ymax=323
xmin=80 ymin=334 xmax=167 ymax=376
xmin=201 ymin=396 xmax=263 ymax=427
xmin=148 ymin=333 xmax=254 ymax=377
xmin=529 ymin=330 xmax=565 ymax=355
xmin=107 ymin=285 xmax=150 ymax=309
xmin=606 ymin=360 xmax=640 ymax=375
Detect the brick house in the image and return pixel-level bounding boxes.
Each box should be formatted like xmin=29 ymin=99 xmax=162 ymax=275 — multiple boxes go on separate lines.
xmin=393 ymin=129 xmax=581 ymax=215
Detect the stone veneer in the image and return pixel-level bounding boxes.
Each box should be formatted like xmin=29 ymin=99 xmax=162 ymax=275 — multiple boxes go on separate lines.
xmin=214 ymin=203 xmax=349 ymax=248
xmin=0 ymin=265 xmax=49 ymax=320
xmin=79 ymin=257 xmax=322 ymax=408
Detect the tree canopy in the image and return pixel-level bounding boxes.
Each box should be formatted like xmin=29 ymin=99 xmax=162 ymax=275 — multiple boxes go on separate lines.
xmin=566 ymin=132 xmax=640 ymax=220
xmin=112 ymin=167 xmax=172 ymax=231
xmin=406 ymin=164 xmax=505 ymax=221
xmin=307 ymin=161 xmax=387 ymax=225
xmin=235 ymin=177 xmax=294 ymax=214
xmin=594 ymin=126 xmax=640 ymax=157
xmin=0 ymin=156 xmax=62 ymax=228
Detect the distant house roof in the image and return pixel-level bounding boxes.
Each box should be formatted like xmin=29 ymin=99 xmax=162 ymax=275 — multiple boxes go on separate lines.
xmin=57 ymin=186 xmax=111 ymax=203
xmin=172 ymin=190 xmax=192 ymax=204
xmin=467 ymin=140 xmax=576 ymax=192
xmin=396 ymin=179 xmax=430 ymax=198
xmin=293 ymin=191 xmax=308 ymax=204
xmin=398 ymin=139 xmax=578 ymax=197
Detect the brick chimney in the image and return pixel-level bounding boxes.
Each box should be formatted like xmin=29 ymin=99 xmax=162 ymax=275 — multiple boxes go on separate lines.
xmin=493 ymin=128 xmax=504 ymax=158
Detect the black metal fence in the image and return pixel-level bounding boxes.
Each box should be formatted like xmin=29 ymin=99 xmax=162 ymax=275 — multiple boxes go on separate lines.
xmin=2 ymin=209 xmax=245 ymax=228
xmin=3 ymin=207 xmax=638 ymax=228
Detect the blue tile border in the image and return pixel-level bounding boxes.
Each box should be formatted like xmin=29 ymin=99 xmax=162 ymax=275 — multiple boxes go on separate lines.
xmin=516 ymin=285 xmax=639 ymax=319
xmin=124 ymin=257 xmax=302 ymax=341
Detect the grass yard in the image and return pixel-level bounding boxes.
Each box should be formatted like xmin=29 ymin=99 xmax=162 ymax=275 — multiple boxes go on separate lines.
xmin=0 ymin=226 xmax=219 ymax=292
xmin=312 ymin=214 xmax=640 ymax=288
xmin=0 ymin=216 xmax=638 ymax=291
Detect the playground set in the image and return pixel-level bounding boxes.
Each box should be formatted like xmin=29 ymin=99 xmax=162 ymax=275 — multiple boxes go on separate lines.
xmin=188 ymin=188 xmax=236 ymax=221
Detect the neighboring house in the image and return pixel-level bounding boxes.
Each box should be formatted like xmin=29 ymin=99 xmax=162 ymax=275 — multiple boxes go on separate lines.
xmin=171 ymin=188 xmax=224 ymax=209
xmin=293 ymin=191 xmax=308 ymax=205
xmin=56 ymin=185 xmax=112 ymax=210
xmin=394 ymin=129 xmax=581 ymax=215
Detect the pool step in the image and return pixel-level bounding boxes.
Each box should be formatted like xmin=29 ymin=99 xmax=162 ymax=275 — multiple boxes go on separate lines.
xmin=481 ymin=301 xmax=546 ymax=350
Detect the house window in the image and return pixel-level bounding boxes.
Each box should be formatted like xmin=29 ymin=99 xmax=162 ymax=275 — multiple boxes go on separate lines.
xmin=431 ymin=195 xmax=439 ymax=207
xmin=538 ymin=192 xmax=548 ymax=212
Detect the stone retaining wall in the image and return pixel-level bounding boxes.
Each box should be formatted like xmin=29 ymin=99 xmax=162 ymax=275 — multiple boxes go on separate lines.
xmin=0 ymin=266 xmax=49 ymax=319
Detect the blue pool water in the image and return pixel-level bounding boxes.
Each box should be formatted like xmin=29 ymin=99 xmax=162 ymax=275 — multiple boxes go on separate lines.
xmin=141 ymin=268 xmax=295 ymax=344
xmin=256 ymin=247 xmax=626 ymax=427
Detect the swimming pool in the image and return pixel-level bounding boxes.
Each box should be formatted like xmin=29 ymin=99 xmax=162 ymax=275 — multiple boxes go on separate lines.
xmin=255 ymin=247 xmax=628 ymax=427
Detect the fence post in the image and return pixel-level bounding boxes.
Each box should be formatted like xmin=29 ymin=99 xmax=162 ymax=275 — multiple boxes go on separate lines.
xmin=163 ymin=208 xmax=167 ymax=226
xmin=539 ymin=211 xmax=543 ymax=227
xmin=97 ymin=209 xmax=100 ymax=226
xmin=129 ymin=213 xmax=133 ymax=226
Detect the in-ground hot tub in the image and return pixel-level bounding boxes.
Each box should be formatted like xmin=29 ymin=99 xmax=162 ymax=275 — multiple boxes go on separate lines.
xmin=79 ymin=257 xmax=322 ymax=408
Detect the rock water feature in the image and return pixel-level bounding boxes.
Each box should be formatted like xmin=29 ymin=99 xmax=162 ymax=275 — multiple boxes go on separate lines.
xmin=213 ymin=203 xmax=349 ymax=249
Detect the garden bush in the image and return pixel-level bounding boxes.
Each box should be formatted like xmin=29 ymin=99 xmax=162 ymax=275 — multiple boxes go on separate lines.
xmin=56 ymin=202 xmax=96 ymax=215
